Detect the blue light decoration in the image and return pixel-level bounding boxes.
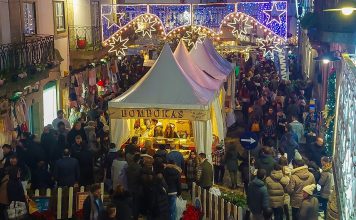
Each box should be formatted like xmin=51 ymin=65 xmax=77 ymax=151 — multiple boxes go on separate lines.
xmin=101 ymin=1 xmax=288 ymax=42
xmin=193 ymin=4 xmax=235 ymax=32
xmin=149 ymin=4 xmax=191 ymax=33
xmin=237 ymin=1 xmax=287 ymax=39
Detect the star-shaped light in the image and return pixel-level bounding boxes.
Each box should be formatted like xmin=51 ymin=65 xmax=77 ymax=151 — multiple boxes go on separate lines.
xmin=263 ymin=2 xmax=286 ymax=25
xmin=135 ymin=16 xmax=157 ymax=38
xmin=182 ymin=26 xmax=206 ymax=49
xmin=102 ymin=5 xmax=125 ymax=29
xmin=257 ymin=35 xmax=281 ymax=57
xmin=108 ymin=36 xmax=129 ymax=57
xmin=227 ymin=16 xmax=252 ymax=39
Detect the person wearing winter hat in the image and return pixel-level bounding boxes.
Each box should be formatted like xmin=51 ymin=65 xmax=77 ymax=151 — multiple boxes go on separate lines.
xmin=299 ymin=184 xmax=319 ymax=220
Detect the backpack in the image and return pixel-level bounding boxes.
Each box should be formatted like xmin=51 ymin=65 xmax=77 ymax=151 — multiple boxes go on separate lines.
xmin=251 ymin=122 xmax=261 ymax=132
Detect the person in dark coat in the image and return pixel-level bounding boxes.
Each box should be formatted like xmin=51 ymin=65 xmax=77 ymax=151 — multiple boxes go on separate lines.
xmin=225 ymin=145 xmax=240 ymax=189
xmin=247 ymin=169 xmax=270 ymax=220
xmin=31 ymin=161 xmax=54 ymax=189
xmin=111 ymin=184 xmax=133 ymax=220
xmin=105 ymin=143 xmax=119 ymax=180
xmin=72 ymin=141 xmax=94 ymax=186
xmin=6 ymin=155 xmax=27 ymax=203
xmin=40 ymin=125 xmax=58 ymax=164
xmin=126 ymin=154 xmax=142 ymax=219
xmin=83 ymin=184 xmax=104 ymax=220
xmin=279 ymin=124 xmax=299 ymax=163
xmin=163 ymin=160 xmax=182 ymax=220
xmin=166 ymin=145 xmax=184 ymax=169
xmin=53 ymin=149 xmax=80 ymax=187
xmin=67 ymin=121 xmax=87 ymax=148
xmin=197 ymin=153 xmax=213 ymax=190
xmin=255 ymin=147 xmax=276 ymax=176
xmin=307 ymin=137 xmax=326 ymax=167
xmin=149 ymin=174 xmax=170 ymax=220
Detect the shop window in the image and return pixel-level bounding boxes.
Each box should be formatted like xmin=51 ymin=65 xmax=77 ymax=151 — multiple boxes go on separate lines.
xmin=43 ymin=81 xmax=58 ymax=126
xmin=54 ymin=1 xmax=66 ymax=33
xmin=23 ymin=2 xmax=37 ymax=35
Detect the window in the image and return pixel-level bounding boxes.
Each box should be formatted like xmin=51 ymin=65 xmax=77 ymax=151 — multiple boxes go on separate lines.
xmin=43 ymin=81 xmax=58 ymax=126
xmin=23 ymin=2 xmax=36 ymax=35
xmin=54 ymin=1 xmax=65 ymax=32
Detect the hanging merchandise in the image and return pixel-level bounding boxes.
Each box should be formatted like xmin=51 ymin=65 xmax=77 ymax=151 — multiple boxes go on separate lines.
xmin=88 ymin=67 xmax=97 ymax=86
xmin=69 ymin=86 xmax=78 ymax=108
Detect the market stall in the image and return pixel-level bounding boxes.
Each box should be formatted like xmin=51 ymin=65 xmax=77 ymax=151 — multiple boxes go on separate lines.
xmin=109 ymin=44 xmax=222 ymax=157
xmin=190 ymin=39 xmax=236 ymax=129
xmin=173 ymin=41 xmax=225 ymax=142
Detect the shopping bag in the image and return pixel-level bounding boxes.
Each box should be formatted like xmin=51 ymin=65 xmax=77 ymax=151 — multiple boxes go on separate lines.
xmin=176 ymin=196 xmax=187 ymax=220
xmin=28 ymin=199 xmax=38 ymax=214
xmin=7 ymin=201 xmax=28 ymax=219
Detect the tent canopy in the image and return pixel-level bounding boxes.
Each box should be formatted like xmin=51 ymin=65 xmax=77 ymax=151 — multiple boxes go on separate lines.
xmin=190 ymin=41 xmax=229 ymax=81
xmin=203 ymin=38 xmax=233 ymax=74
xmin=174 ymin=40 xmax=222 ymax=91
xmin=109 ymin=44 xmax=215 ymax=110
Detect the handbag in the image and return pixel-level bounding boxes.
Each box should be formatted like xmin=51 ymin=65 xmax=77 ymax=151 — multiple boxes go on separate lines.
xmin=251 ymin=122 xmax=260 ymax=132
xmin=7 ymin=201 xmax=28 ymax=219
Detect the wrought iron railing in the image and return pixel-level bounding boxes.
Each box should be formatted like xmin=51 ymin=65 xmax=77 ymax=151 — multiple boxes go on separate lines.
xmin=0 ymin=35 xmax=54 ymax=73
xmin=69 ymin=25 xmax=102 ymax=51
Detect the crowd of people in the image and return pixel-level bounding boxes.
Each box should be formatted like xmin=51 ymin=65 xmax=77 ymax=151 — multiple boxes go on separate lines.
xmin=0 ymin=53 xmax=334 ymax=220
xmin=235 ymin=59 xmax=333 ymax=220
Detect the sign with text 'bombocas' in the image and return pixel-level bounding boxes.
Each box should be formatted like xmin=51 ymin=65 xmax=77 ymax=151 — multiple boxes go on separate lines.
xmin=109 ymin=108 xmax=210 ymax=121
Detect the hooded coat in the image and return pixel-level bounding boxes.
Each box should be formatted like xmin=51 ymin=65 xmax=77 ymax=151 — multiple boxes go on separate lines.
xmin=319 ymin=166 xmax=334 ymax=199
xmin=265 ymin=170 xmax=290 ymax=208
xmin=247 ymin=178 xmax=270 ymax=214
xmin=286 ymin=165 xmax=315 ymax=208
xmin=256 ymin=154 xmax=276 ymax=176
xmin=299 ymin=196 xmax=319 ymax=220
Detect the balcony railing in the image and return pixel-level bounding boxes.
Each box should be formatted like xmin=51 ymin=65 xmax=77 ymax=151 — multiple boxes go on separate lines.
xmin=69 ymin=26 xmax=102 ymax=51
xmin=0 ymin=35 xmax=54 ymax=73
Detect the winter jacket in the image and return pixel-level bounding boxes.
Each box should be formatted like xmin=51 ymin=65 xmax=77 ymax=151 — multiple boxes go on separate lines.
xmin=83 ymin=194 xmax=104 ymax=220
xmin=166 ymin=150 xmax=184 ymax=169
xmin=318 ymin=168 xmax=334 ymax=199
xmin=225 ymin=149 xmax=239 ymax=172
xmin=299 ymin=196 xmax=319 ymax=220
xmin=112 ymin=192 xmax=133 ymax=220
xmin=0 ymin=175 xmax=9 ymax=205
xmin=247 ymin=178 xmax=270 ymax=214
xmin=126 ymin=162 xmax=142 ymax=193
xmin=105 ymin=149 xmax=119 ymax=179
xmin=289 ymin=120 xmax=305 ymax=144
xmin=308 ymin=143 xmax=326 ymax=167
xmin=197 ymin=159 xmax=213 ymax=188
xmin=72 ymin=148 xmax=94 ymax=186
xmin=84 ymin=125 xmax=98 ymax=153
xmin=53 ymin=156 xmax=80 ymax=187
xmin=286 ymin=165 xmax=315 ymax=208
xmin=163 ymin=165 xmax=181 ymax=196
xmin=265 ymin=170 xmax=289 ymax=208
xmin=279 ymin=132 xmax=299 ymax=163
xmin=256 ymin=154 xmax=276 ymax=176
xmin=67 ymin=128 xmax=87 ymax=147
xmin=111 ymin=159 xmax=128 ymax=190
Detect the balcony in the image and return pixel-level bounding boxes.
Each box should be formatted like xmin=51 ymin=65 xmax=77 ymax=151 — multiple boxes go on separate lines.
xmin=69 ymin=26 xmax=107 ymax=66
xmin=0 ymin=35 xmax=58 ymax=95
xmin=0 ymin=35 xmax=55 ymax=73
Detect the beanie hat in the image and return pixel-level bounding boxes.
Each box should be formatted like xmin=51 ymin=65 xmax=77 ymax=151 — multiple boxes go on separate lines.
xmin=294 ymin=149 xmax=302 ymax=161
xmin=302 ymin=184 xmax=316 ymax=195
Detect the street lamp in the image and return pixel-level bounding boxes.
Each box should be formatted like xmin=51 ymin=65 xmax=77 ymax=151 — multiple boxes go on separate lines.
xmin=324 ymin=0 xmax=356 ymax=16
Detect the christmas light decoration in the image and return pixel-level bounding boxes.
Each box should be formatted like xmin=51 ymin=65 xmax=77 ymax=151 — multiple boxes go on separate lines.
xmin=101 ymin=1 xmax=288 ymax=42
xmin=182 ymin=26 xmax=206 ymax=49
xmin=108 ymin=36 xmax=129 ymax=57
xmin=227 ymin=16 xmax=252 ymax=39
xmin=256 ymin=35 xmax=282 ymax=57
xmin=263 ymin=2 xmax=286 ymax=25
xmin=323 ymin=69 xmax=336 ymax=156
xmin=135 ymin=16 xmax=157 ymax=38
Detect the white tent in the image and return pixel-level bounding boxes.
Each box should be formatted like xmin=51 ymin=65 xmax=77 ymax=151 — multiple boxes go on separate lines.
xmin=109 ymin=44 xmax=218 ymax=156
xmin=174 ymin=40 xmax=225 ymax=141
xmin=203 ymin=38 xmax=233 ymax=74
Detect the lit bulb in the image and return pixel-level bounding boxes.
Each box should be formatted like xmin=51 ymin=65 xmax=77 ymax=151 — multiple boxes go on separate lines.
xmin=341 ymin=7 xmax=354 ymax=15
xmin=322 ymin=59 xmax=330 ymax=64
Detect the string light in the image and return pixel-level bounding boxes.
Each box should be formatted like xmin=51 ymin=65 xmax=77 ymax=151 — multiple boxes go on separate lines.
xmin=227 ymin=16 xmax=252 ymax=39
xmin=256 ymin=35 xmax=282 ymax=57
xmin=263 ymin=2 xmax=286 ymax=25
xmin=108 ymin=36 xmax=129 ymax=57
xmin=101 ymin=1 xmax=288 ymax=42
